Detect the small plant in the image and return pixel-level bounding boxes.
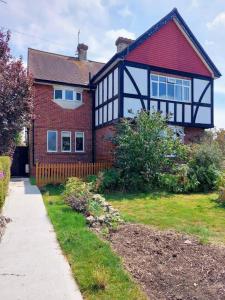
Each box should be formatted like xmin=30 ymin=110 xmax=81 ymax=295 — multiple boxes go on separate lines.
xmin=217 ymin=187 xmax=225 ymax=207
xmin=91 ymin=168 xmax=121 ymax=193
xmin=63 ymin=177 xmax=91 ymax=214
xmin=92 ymin=266 xmax=109 ymax=291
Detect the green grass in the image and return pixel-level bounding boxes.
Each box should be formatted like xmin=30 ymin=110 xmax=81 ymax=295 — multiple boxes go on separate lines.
xmin=42 ymin=185 xmax=146 ymax=300
xmin=106 ymin=192 xmax=225 ymax=244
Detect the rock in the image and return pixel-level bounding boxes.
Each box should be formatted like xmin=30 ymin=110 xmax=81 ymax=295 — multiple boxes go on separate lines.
xmin=184 ymin=239 xmax=192 ymax=245
xmin=86 ymin=215 xmax=95 ymax=225
xmin=98 ymin=215 xmax=105 ymax=223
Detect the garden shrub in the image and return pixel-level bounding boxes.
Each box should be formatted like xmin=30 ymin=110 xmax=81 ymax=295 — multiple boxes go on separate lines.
xmin=113 ymin=111 xmax=187 ymax=191
xmin=217 ymin=187 xmax=225 ymax=206
xmin=0 ymin=156 xmax=10 ymax=210
xmin=159 ymin=164 xmax=199 ymax=193
xmin=63 ymin=177 xmax=91 ymax=214
xmin=92 ymin=168 xmax=121 ymax=193
xmin=188 ymin=142 xmax=223 ymax=192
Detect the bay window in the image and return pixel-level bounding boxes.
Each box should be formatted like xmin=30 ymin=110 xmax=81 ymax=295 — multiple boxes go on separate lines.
xmin=54 ymin=87 xmax=82 ymax=102
xmin=151 ymin=74 xmax=191 ymax=102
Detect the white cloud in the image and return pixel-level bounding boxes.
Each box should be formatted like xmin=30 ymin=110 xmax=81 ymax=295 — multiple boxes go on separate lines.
xmin=204 ymin=40 xmax=215 ymax=47
xmin=118 ymin=6 xmax=133 ymax=18
xmin=207 ymin=12 xmax=225 ymax=29
xmin=105 ymin=28 xmax=135 ymax=40
xmin=214 ymin=81 xmax=225 ymax=95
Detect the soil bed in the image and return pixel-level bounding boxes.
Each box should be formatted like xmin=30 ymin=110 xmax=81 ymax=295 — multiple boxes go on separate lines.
xmin=110 ymin=224 xmax=225 ymax=300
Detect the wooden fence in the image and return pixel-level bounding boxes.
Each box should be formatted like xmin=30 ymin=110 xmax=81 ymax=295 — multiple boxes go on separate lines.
xmin=35 ymin=162 xmax=112 ymax=186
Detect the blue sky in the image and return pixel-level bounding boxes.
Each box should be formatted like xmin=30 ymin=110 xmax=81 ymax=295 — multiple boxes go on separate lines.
xmin=0 ymin=0 xmax=224 ymax=128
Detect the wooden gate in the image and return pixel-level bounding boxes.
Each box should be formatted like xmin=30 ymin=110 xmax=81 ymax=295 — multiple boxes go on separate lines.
xmin=11 ymin=146 xmax=29 ymax=177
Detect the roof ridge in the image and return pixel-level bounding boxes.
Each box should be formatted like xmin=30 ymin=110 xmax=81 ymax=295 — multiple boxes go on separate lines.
xmin=28 ymin=48 xmax=105 ymax=65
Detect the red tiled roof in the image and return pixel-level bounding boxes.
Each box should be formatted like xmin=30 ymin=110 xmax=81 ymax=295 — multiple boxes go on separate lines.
xmin=28 ymin=48 xmax=105 ymax=86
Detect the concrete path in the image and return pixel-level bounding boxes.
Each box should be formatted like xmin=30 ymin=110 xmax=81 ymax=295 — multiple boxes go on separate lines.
xmin=0 ymin=178 xmax=83 ymax=300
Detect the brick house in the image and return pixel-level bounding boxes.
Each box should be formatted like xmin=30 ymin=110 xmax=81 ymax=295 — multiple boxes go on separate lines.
xmin=28 ymin=8 xmax=221 ymax=175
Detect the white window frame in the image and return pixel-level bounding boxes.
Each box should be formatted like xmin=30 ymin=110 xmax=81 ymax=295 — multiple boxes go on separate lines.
xmin=150 ymin=74 xmax=191 ymax=102
xmin=61 ymin=131 xmax=71 ymax=152
xmin=53 ymin=86 xmax=83 ymax=102
xmin=75 ymin=132 xmax=85 ymax=153
xmin=47 ymin=130 xmax=58 ymax=153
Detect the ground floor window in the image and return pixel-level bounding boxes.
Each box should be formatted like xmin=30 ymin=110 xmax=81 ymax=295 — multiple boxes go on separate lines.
xmin=61 ymin=131 xmax=71 ymax=152
xmin=47 ymin=130 xmax=58 ymax=152
xmin=75 ymin=132 xmax=84 ymax=152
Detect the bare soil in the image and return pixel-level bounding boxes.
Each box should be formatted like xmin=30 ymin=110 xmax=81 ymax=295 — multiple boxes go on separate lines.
xmin=109 ymin=224 xmax=225 ymax=300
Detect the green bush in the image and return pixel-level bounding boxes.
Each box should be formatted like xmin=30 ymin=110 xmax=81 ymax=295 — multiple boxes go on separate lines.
xmin=92 ymin=168 xmax=121 ymax=193
xmin=188 ymin=142 xmax=223 ymax=192
xmin=217 ymin=187 xmax=225 ymax=206
xmin=159 ymin=164 xmax=199 ymax=193
xmin=0 ymin=156 xmax=11 ymax=210
xmin=113 ymin=111 xmax=187 ymax=191
xmin=63 ymin=177 xmax=91 ymax=214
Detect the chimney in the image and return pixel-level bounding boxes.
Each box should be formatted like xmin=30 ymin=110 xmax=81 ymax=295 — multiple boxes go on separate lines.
xmin=115 ymin=37 xmax=134 ymax=53
xmin=77 ymin=43 xmax=88 ymax=60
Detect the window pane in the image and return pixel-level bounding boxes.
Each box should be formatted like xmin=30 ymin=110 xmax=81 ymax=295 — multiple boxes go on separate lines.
xmin=76 ymin=93 xmax=81 ymax=101
xmin=151 ymin=74 xmax=158 ymax=81
xmin=167 ymin=84 xmax=174 ymax=99
xmin=65 ymin=90 xmax=73 ymax=100
xmin=159 ymin=76 xmax=166 ymax=82
xmin=55 ymin=90 xmax=62 ymax=99
xmin=62 ymin=132 xmax=71 ymax=151
xmin=183 ymin=80 xmax=190 ymax=86
xmin=159 ymin=82 xmax=166 ymax=98
xmin=151 ymin=82 xmax=158 ymax=97
xmin=167 ymin=78 xmax=176 ymax=83
xmin=183 ymin=87 xmax=190 ymax=101
xmin=76 ymin=132 xmax=84 ymax=152
xmin=48 ymin=131 xmax=57 ymax=152
xmin=175 ymin=85 xmax=182 ymax=101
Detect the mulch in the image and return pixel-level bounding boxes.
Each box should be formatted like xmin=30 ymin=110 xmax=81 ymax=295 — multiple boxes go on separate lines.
xmin=109 ymin=224 xmax=225 ymax=300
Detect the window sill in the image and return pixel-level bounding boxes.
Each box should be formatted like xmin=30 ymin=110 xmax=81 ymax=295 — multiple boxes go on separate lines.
xmin=46 ymin=152 xmax=86 ymax=155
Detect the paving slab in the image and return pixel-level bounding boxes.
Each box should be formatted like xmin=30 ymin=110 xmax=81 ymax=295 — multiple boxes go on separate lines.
xmin=0 ymin=178 xmax=83 ymax=300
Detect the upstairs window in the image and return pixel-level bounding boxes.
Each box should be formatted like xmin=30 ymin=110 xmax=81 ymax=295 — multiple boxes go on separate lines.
xmin=151 ymin=74 xmax=191 ymax=102
xmin=65 ymin=90 xmax=74 ymax=101
xmin=54 ymin=87 xmax=82 ymax=102
xmin=61 ymin=131 xmax=71 ymax=152
xmin=75 ymin=132 xmax=84 ymax=152
xmin=47 ymin=130 xmax=57 ymax=152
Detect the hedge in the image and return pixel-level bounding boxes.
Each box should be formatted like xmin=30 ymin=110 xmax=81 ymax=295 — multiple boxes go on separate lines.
xmin=0 ymin=156 xmax=11 ymax=210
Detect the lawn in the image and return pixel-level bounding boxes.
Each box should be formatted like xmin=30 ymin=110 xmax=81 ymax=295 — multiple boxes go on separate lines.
xmin=42 ymin=185 xmax=146 ymax=300
xmin=106 ymin=192 xmax=225 ymax=244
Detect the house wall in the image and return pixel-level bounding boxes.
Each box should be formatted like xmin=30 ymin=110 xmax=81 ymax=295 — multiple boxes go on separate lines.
xmin=121 ymin=62 xmax=213 ymax=128
xmin=125 ymin=19 xmax=212 ymax=77
xmin=95 ymin=124 xmax=116 ymax=162
xmin=29 ymin=83 xmax=93 ymax=175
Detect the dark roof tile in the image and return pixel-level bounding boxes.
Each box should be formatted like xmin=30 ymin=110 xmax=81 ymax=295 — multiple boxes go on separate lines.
xmin=28 ymin=48 xmax=105 ymax=86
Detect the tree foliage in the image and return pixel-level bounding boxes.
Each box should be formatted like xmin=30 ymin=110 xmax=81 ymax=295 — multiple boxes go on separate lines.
xmin=113 ymin=111 xmax=187 ymax=191
xmin=0 ymin=30 xmax=33 ymax=156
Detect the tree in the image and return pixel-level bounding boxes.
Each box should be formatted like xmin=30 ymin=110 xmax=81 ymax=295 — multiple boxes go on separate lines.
xmin=113 ymin=111 xmax=187 ymax=191
xmin=0 ymin=30 xmax=33 ymax=156
xmin=215 ymin=129 xmax=225 ymax=156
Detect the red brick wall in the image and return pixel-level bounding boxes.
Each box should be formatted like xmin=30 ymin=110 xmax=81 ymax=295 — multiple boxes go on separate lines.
xmin=126 ymin=20 xmax=212 ymax=77
xmin=95 ymin=125 xmax=116 ymax=162
xmin=184 ymin=127 xmax=204 ymax=143
xmin=30 ymin=83 xmax=93 ymax=175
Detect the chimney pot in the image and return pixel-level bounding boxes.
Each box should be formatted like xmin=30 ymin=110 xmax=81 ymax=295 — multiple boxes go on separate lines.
xmin=77 ymin=43 xmax=88 ymax=60
xmin=115 ymin=37 xmax=134 ymax=53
